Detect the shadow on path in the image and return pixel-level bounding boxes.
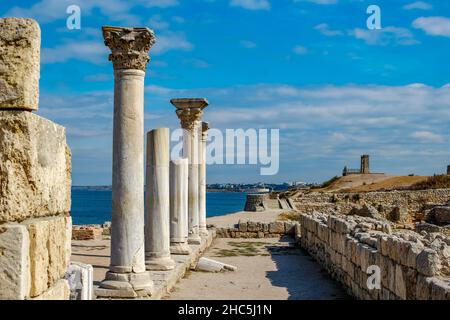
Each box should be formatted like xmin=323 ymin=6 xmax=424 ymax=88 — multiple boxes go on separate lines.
xmin=265 ymin=236 xmax=351 ymax=300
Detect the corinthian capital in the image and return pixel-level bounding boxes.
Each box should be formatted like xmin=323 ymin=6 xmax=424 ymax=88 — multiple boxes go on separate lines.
xmin=102 ymin=26 xmax=156 ymax=71
xmin=171 ymin=98 xmax=209 ymax=131
xmin=201 ymin=122 xmax=210 ymax=141
xmin=176 ymin=108 xmax=204 ymax=130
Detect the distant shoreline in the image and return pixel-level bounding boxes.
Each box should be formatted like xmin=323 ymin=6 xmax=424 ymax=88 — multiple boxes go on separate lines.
xmin=72 ymin=186 xmax=248 ymax=193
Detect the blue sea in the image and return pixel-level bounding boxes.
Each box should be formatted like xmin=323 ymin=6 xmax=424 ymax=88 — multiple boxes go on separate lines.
xmin=71 ymin=189 xmax=247 ymax=225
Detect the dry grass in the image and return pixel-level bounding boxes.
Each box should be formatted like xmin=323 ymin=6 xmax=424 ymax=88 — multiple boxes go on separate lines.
xmin=408 ymin=175 xmax=450 ymax=190
xmin=278 ymin=210 xmax=301 ymax=222
xmin=341 ymin=176 xmax=429 ymax=192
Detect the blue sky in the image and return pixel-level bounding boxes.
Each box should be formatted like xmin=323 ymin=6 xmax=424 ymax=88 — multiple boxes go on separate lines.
xmin=1 ymin=0 xmax=450 ymax=185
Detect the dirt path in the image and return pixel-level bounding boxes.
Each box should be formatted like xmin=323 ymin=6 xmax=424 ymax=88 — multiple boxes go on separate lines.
xmin=165 ymin=237 xmax=350 ymax=300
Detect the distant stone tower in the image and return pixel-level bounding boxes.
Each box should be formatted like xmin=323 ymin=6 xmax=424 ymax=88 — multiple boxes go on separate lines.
xmin=360 ymin=155 xmax=370 ymax=174
xmin=447 ymin=165 xmax=450 ymax=175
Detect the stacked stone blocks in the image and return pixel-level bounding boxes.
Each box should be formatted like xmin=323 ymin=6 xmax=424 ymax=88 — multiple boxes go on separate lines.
xmin=0 ymin=18 xmax=72 ymax=300
xmin=299 ymin=213 xmax=450 ymax=300
xmin=215 ymin=220 xmax=298 ymax=239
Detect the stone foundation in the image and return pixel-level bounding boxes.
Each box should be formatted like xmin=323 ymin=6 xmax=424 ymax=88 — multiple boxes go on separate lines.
xmin=0 ymin=215 xmax=72 ymax=299
xmin=72 ymin=225 xmax=104 ymax=241
xmin=95 ymin=229 xmax=216 ymax=300
xmin=294 ymin=189 xmax=450 ymax=215
xmin=244 ymin=193 xmax=294 ymax=212
xmin=0 ymin=18 xmax=72 ymax=300
xmin=299 ymin=213 xmax=450 ymax=300
xmin=215 ymin=220 xmax=298 ymax=238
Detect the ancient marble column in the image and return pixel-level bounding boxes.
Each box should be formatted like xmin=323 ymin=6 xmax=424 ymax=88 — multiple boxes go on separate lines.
xmin=170 ymin=159 xmax=191 ymax=255
xmin=145 ymin=128 xmax=175 ymax=270
xmin=99 ymin=26 xmax=155 ymax=296
xmin=198 ymin=122 xmax=210 ymax=236
xmin=170 ymin=98 xmax=209 ymax=245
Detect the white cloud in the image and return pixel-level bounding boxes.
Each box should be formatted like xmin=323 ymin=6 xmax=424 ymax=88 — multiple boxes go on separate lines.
xmin=4 ymin=0 xmax=179 ymax=24
xmin=314 ymin=23 xmax=343 ymax=36
xmin=293 ymin=45 xmax=308 ymax=55
xmin=413 ymin=16 xmax=450 ymax=37
xmin=350 ymin=27 xmax=419 ymax=46
xmin=411 ymin=131 xmax=444 ymax=143
xmin=153 ymin=32 xmax=194 ymax=54
xmin=41 ymin=41 xmax=108 ymax=64
xmin=148 ymin=15 xmax=170 ymax=30
xmin=403 ymin=1 xmax=432 ymax=10
xmin=240 ymin=40 xmax=257 ymax=48
xmin=230 ymin=0 xmax=271 ymax=10
xmin=42 ymin=83 xmax=450 ymax=183
xmin=183 ymin=58 xmax=210 ymax=68
xmin=144 ymin=0 xmax=179 ymax=8
xmin=294 ymin=0 xmax=337 ymax=4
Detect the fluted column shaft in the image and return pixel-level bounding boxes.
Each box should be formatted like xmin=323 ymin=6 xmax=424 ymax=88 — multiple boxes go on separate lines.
xmin=145 ymin=128 xmax=175 ymax=270
xmin=110 ymin=69 xmax=146 ymax=273
xmin=171 ymin=98 xmax=209 ymax=245
xmin=198 ymin=122 xmax=209 ymax=236
xmin=170 ymin=159 xmax=191 ymax=255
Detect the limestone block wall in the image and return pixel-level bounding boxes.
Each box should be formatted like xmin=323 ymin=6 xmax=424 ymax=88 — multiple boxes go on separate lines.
xmin=294 ymin=189 xmax=450 ymax=216
xmin=0 ymin=18 xmax=72 ymax=300
xmin=0 ymin=18 xmax=40 ymax=111
xmin=0 ymin=114 xmax=72 ymax=300
xmin=72 ymin=226 xmax=104 ymax=241
xmin=299 ymin=213 xmax=450 ymax=300
xmin=216 ymin=220 xmax=298 ymax=238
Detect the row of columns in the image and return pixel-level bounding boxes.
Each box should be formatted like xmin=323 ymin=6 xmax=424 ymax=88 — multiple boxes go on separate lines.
xmin=99 ymin=26 xmax=210 ymax=297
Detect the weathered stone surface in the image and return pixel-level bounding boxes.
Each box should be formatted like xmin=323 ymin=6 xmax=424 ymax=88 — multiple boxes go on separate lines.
xmin=25 ymin=215 xmax=70 ymax=297
xmin=244 ymin=194 xmax=269 ymax=212
xmin=269 ymin=221 xmax=285 ymax=234
xmin=65 ymin=262 xmax=94 ymax=300
xmin=0 ymin=18 xmax=40 ymax=111
xmin=0 ymin=224 xmax=29 ymax=299
xmin=429 ymin=206 xmax=450 ymax=225
xmin=351 ymin=204 xmax=384 ymax=220
xmin=0 ymin=111 xmax=71 ymax=223
xmin=416 ymin=249 xmax=441 ymax=277
xmin=30 ymin=279 xmax=70 ymax=300
xmin=299 ymin=212 xmax=450 ymax=300
xmin=238 ymin=220 xmax=248 ymax=232
xmin=389 ymin=206 xmax=409 ymax=223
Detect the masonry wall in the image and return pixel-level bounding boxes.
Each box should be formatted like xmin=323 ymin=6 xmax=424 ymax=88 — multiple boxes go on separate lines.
xmin=299 ymin=213 xmax=450 ymax=300
xmin=0 ymin=18 xmax=72 ymax=300
xmin=294 ymin=189 xmax=450 ymax=216
xmin=216 ymin=220 xmax=298 ymax=239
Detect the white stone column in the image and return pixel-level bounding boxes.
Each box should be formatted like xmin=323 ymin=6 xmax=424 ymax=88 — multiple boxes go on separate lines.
xmin=198 ymin=122 xmax=210 ymax=236
xmin=145 ymin=128 xmax=175 ymax=271
xmin=99 ymin=26 xmax=155 ymax=297
xmin=170 ymin=159 xmax=191 ymax=255
xmin=170 ymin=98 xmax=209 ymax=245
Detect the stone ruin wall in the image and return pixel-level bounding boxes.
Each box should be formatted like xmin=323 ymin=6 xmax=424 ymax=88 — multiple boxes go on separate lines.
xmin=0 ymin=18 xmax=72 ymax=300
xmin=244 ymin=193 xmax=294 ymax=212
xmin=294 ymin=189 xmax=450 ymax=219
xmin=215 ymin=220 xmax=298 ymax=239
xmin=299 ymin=213 xmax=450 ymax=300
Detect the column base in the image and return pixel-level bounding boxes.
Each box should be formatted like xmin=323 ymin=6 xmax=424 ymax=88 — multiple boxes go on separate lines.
xmin=97 ymin=271 xmax=154 ymax=298
xmin=188 ymin=234 xmax=202 ymax=245
xmin=145 ymin=256 xmax=176 ymax=271
xmin=170 ymin=242 xmax=192 ymax=255
xmin=199 ymin=228 xmax=209 ymax=237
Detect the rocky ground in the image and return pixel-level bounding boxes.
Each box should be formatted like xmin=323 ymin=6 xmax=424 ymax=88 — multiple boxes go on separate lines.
xmin=165 ymin=237 xmax=349 ymax=300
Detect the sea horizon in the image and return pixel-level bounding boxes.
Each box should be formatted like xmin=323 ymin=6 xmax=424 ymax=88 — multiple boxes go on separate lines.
xmin=71 ymin=188 xmax=247 ymax=226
